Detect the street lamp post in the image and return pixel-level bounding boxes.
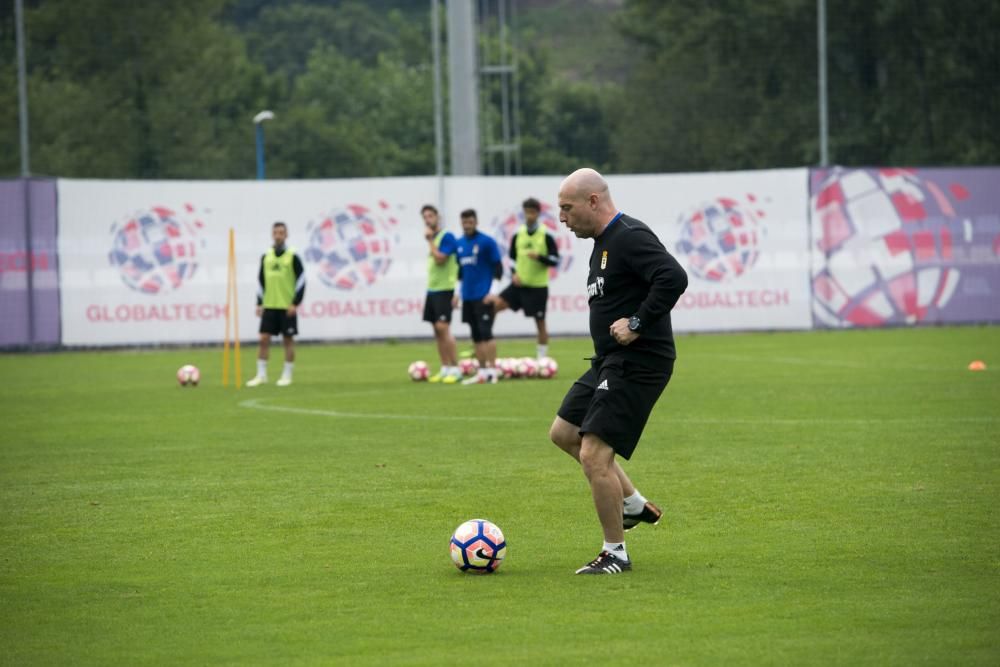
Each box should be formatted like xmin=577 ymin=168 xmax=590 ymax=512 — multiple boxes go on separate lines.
xmin=254 ymin=110 xmax=274 ymax=180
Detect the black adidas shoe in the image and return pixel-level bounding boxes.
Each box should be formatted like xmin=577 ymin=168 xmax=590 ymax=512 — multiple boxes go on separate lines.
xmin=623 ymin=501 xmax=662 ymax=531
xmin=574 ymin=550 xmax=632 ymax=575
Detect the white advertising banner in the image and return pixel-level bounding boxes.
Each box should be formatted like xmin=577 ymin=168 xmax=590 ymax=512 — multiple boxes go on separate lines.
xmin=57 ymin=170 xmax=810 ymax=346
xmin=610 ymin=168 xmax=812 ymax=332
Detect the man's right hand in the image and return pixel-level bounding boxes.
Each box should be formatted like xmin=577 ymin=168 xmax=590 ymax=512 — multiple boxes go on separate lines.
xmin=512 ymin=274 xmax=522 ymax=287
xmin=255 ymin=305 xmax=262 ymax=317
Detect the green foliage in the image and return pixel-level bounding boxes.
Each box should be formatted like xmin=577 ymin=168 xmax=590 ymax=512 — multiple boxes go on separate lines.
xmin=267 ymin=47 xmax=435 ymax=178
xmin=2 ymin=0 xmax=276 ymax=178
xmin=243 ymin=2 xmax=426 ymax=76
xmin=0 ymin=0 xmax=995 ymax=178
xmin=1 ymin=327 xmax=998 ymax=664
xmin=613 ymin=0 xmax=1000 ymax=171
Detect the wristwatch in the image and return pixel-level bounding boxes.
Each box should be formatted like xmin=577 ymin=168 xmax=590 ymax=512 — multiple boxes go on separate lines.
xmin=628 ymin=315 xmax=642 ymax=333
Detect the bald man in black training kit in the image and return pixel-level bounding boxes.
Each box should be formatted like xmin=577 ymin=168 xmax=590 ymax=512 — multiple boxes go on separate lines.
xmin=549 ymin=168 xmax=688 ymax=575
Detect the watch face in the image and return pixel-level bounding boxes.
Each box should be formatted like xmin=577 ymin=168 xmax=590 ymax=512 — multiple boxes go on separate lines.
xmin=629 ymin=316 xmax=640 ymax=331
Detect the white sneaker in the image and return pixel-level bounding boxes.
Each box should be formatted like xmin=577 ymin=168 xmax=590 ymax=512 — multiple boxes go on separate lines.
xmin=462 ymin=374 xmax=486 ymax=385
xmin=276 ymin=376 xmax=293 ymax=387
xmin=246 ymin=376 xmax=267 ymax=387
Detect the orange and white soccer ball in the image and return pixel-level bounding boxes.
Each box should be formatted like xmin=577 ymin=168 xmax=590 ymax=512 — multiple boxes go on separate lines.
xmin=450 ymin=519 xmax=507 ymax=574
xmin=176 ymin=364 xmax=200 ymax=386
xmin=408 ymin=360 xmax=429 ymax=381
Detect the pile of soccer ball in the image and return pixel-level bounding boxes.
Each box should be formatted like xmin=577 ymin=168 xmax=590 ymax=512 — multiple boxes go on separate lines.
xmin=496 ymin=356 xmax=558 ymax=379
xmin=407 ymin=356 xmax=557 ymax=382
xmin=176 ymin=364 xmax=201 ymax=386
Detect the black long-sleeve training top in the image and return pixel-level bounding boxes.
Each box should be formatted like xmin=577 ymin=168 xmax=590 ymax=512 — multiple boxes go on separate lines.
xmin=509 ymin=232 xmax=560 ymax=268
xmin=586 ymin=213 xmax=688 ymax=367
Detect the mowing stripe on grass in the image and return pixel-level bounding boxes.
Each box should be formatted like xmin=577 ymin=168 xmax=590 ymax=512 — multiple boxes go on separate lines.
xmin=240 ymin=398 xmax=995 ymax=426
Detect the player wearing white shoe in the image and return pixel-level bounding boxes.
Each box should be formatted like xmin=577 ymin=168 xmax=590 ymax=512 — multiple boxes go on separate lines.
xmin=549 ymin=169 xmax=688 ymax=574
xmin=454 ymin=209 xmax=502 ymax=385
xmin=246 ymin=222 xmax=305 ymax=388
xmin=490 ymin=197 xmax=560 ymax=360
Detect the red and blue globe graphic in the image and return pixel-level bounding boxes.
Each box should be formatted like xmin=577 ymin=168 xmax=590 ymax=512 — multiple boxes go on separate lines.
xmin=304 ymin=202 xmax=400 ymax=290
xmin=108 ymin=205 xmax=204 ymax=294
xmin=675 ymin=197 xmax=763 ymax=282
xmin=491 ymin=202 xmax=573 ymax=279
xmin=811 ymin=168 xmax=969 ymax=327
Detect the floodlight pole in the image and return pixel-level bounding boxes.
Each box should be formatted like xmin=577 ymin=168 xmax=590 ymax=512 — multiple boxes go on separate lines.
xmin=15 ymin=0 xmax=36 ymax=345
xmin=817 ymin=0 xmax=829 ymax=166
xmin=15 ymin=0 xmax=30 ymax=177
xmin=431 ymin=0 xmax=445 ymax=210
xmin=254 ymin=110 xmax=274 ymax=180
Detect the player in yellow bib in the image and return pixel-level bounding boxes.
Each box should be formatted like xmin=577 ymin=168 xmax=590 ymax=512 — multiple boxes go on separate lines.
xmin=247 ymin=222 xmax=306 ymax=387
xmin=491 ymin=198 xmax=560 ymax=359
xmin=421 ymin=205 xmax=462 ymax=383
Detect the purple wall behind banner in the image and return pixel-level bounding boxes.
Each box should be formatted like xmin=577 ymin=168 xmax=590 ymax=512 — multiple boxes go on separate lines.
xmin=810 ymin=167 xmax=1000 ymax=328
xmin=0 ymin=179 xmax=60 ymax=347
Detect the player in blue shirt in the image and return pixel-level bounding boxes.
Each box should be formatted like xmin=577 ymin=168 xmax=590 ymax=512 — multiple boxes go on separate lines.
xmin=455 ymin=208 xmax=503 ymax=384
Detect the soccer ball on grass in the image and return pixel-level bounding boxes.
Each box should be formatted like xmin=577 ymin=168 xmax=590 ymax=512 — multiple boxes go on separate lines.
xmin=459 ymin=358 xmax=480 ymax=377
xmin=537 ymin=357 xmax=558 ymax=379
xmin=176 ymin=364 xmax=200 ymax=386
xmin=408 ymin=360 xmax=429 ymax=381
xmin=450 ymin=519 xmax=507 ymax=574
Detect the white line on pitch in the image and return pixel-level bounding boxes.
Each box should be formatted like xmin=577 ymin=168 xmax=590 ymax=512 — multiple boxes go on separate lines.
xmin=239 ymin=398 xmax=525 ymax=422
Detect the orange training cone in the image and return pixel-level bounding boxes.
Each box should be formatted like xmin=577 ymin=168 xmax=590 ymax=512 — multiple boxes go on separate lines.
xmin=968 ymin=360 xmax=987 ymax=371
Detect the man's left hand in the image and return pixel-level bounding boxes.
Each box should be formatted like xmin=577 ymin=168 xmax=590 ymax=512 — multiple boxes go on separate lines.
xmin=287 ymin=305 xmax=297 ymax=316
xmin=610 ymin=318 xmax=638 ymax=346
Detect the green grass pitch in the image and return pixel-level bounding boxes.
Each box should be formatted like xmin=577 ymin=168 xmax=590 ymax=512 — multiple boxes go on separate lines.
xmin=1 ymin=326 xmax=998 ymax=665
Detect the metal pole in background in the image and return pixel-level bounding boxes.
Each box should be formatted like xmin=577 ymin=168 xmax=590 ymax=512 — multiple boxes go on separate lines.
xmin=446 ymin=0 xmax=480 ymax=175
xmin=15 ymin=0 xmax=35 ymax=345
xmin=254 ymin=110 xmax=274 ymax=179
xmin=818 ymin=0 xmax=829 ymax=166
xmin=431 ymin=0 xmax=445 ymax=209
xmin=15 ymin=0 xmax=30 ymax=176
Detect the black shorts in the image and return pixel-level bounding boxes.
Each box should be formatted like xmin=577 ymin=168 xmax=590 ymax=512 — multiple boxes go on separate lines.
xmin=260 ymin=308 xmax=298 ymax=337
xmin=499 ymin=284 xmax=548 ymax=320
xmin=422 ymin=290 xmax=454 ymax=324
xmin=462 ymin=299 xmax=495 ymax=342
xmin=557 ymin=355 xmax=673 ymax=459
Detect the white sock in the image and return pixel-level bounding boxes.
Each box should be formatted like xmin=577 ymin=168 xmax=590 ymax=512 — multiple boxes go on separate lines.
xmin=256 ymin=359 xmax=267 ymax=378
xmin=603 ymin=542 xmax=629 ymax=562
xmin=450 ymin=366 xmax=462 ymax=377
xmin=487 ymin=367 xmax=498 ymax=379
xmin=282 ymin=362 xmax=294 ymax=379
xmin=537 ymin=344 xmax=548 ymax=359
xmin=624 ymin=490 xmax=648 ymax=515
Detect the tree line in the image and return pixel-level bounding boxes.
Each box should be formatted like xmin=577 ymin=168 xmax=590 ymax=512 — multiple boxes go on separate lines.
xmin=0 ymin=0 xmax=995 ymax=180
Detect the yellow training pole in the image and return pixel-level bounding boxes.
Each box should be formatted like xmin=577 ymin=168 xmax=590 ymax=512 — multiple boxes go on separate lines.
xmin=222 ymin=228 xmax=234 ymax=386
xmin=230 ymin=228 xmax=241 ymax=388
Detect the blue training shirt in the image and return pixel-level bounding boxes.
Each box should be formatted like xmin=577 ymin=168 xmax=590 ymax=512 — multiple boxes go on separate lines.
xmin=455 ymin=231 xmax=501 ymax=301
xmin=438 ymin=231 xmax=458 ymax=257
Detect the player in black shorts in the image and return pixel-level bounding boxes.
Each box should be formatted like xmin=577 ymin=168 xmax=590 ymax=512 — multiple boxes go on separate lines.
xmin=549 ymin=168 xmax=688 ymax=575
xmin=247 ymin=222 xmax=306 ymax=387
xmin=491 ymin=198 xmax=559 ymax=359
